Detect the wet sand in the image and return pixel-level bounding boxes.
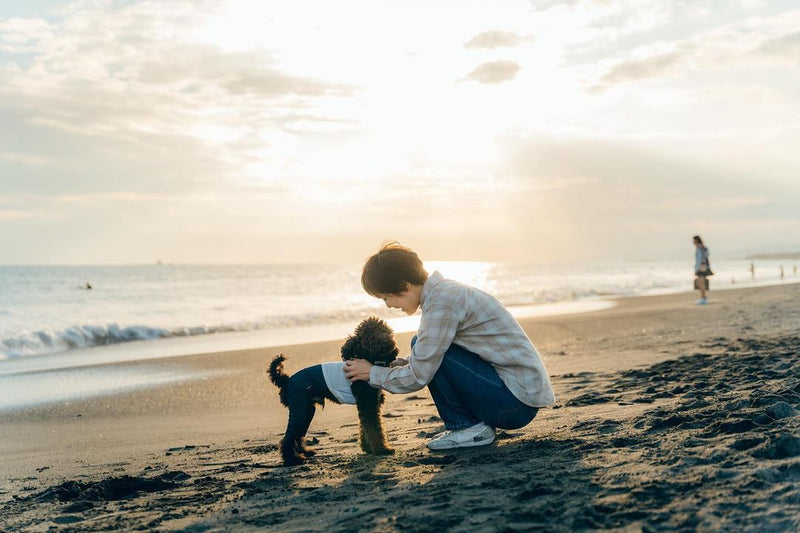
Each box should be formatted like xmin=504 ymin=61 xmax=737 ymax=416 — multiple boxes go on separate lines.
xmin=2 ymin=283 xmax=800 ymax=531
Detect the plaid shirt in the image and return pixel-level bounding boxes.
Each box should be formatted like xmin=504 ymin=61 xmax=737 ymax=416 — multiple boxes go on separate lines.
xmin=369 ymin=271 xmax=556 ymax=407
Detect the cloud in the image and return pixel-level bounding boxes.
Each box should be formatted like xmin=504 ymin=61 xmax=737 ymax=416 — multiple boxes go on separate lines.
xmin=2 ymin=0 xmax=799 ymax=264
xmin=129 ymin=45 xmax=356 ymax=98
xmin=527 ymin=0 xmax=581 ymax=9
xmin=498 ymin=133 xmax=797 ymax=216
xmin=0 ymin=209 xmax=43 ymax=220
xmin=463 ymin=31 xmax=531 ymax=49
xmin=588 ymin=11 xmax=800 ymax=92
xmin=460 ymin=60 xmax=521 ymax=84
xmin=0 ymin=2 xmax=361 ymax=197
xmin=527 ymin=0 xmax=661 ymax=25
xmin=0 ymin=151 xmax=55 ymax=166
xmin=591 ymin=44 xmax=694 ymax=91
xmin=754 ymin=31 xmax=800 ymax=59
xmin=0 ymin=16 xmax=53 ymax=52
xmin=492 ymin=132 xmax=800 ymax=260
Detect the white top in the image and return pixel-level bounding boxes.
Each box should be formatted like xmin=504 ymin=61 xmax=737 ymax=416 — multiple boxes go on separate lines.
xmin=320 ymin=362 xmax=356 ymax=405
xmin=695 ymin=246 xmax=709 ymax=272
xmin=369 ymin=271 xmax=556 ymax=407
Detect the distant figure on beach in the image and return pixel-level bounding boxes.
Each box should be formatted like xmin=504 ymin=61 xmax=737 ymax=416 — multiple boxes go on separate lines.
xmin=794 ymin=266 xmax=797 ymax=276
xmin=750 ymin=262 xmax=755 ymax=281
xmin=344 ymin=242 xmax=554 ymax=450
xmin=780 ymin=265 xmax=784 ymax=280
xmin=693 ymin=235 xmax=712 ymax=305
xmin=84 ymin=282 xmax=92 ymax=290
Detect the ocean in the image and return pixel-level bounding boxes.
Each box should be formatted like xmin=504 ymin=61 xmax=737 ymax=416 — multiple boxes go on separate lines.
xmin=1 ymin=258 xmax=795 ymax=411
xmin=2 ymin=258 xmax=794 ymax=361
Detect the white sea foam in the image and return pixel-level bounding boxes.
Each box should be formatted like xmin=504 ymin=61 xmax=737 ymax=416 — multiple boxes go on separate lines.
xmin=1 ymin=324 xmax=170 ymax=358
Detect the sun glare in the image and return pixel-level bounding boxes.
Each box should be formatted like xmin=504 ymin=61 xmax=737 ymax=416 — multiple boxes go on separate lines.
xmin=423 ymin=261 xmax=494 ymax=291
xmin=189 ymin=0 xmax=557 ymax=178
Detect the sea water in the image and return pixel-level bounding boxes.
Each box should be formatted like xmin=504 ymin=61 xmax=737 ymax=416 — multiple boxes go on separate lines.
xmin=0 ymin=259 xmax=795 ymax=411
xmin=2 ymin=258 xmax=794 ymax=361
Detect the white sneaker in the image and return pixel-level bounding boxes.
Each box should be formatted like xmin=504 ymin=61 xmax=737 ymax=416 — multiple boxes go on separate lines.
xmin=426 ymin=422 xmax=495 ymax=451
xmin=696 ymin=298 xmax=708 ymax=305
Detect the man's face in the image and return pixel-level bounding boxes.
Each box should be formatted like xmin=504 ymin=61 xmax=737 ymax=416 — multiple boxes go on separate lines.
xmin=379 ymin=287 xmax=420 ymax=315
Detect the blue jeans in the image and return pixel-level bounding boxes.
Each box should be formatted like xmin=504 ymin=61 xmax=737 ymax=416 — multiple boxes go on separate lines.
xmin=412 ymin=336 xmax=539 ymax=431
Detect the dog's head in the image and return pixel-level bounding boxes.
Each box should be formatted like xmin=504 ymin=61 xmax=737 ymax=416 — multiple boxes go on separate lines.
xmin=340 ymin=317 xmax=399 ymax=367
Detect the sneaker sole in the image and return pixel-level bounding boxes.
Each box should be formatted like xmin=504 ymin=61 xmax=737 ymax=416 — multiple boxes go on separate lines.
xmin=427 ymin=435 xmax=496 ymax=451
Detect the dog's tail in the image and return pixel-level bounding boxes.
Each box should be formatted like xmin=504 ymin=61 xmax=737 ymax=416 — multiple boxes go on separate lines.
xmin=268 ymin=354 xmax=290 ymax=391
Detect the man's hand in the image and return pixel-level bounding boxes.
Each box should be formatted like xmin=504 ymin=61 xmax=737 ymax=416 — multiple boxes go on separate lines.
xmin=343 ymin=359 xmax=373 ymax=382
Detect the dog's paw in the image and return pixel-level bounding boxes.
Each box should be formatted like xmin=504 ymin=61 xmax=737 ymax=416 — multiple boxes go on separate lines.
xmin=372 ymin=447 xmax=395 ymax=455
xmin=282 ymin=454 xmax=307 ymax=466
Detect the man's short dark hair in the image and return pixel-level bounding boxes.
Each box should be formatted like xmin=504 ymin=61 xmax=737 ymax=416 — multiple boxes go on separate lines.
xmin=361 ymin=242 xmax=429 ymax=297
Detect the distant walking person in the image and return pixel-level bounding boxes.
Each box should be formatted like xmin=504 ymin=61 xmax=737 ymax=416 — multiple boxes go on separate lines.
xmin=780 ymin=265 xmax=784 ymax=280
xmin=750 ymin=262 xmax=755 ymax=281
xmin=693 ymin=235 xmax=712 ymax=305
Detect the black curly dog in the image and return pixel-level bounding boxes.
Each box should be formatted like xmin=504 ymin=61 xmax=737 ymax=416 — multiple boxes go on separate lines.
xmin=268 ymin=317 xmax=399 ymax=466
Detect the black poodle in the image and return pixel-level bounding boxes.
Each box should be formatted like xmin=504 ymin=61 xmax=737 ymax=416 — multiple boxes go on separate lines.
xmin=268 ymin=317 xmax=399 ymax=466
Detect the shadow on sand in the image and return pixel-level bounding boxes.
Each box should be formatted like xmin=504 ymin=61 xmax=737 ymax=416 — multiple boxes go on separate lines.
xmin=219 ymin=435 xmax=603 ymax=532
xmin=3 ymin=335 xmax=800 ymax=532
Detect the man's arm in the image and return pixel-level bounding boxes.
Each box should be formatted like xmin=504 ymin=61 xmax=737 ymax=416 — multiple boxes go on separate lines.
xmin=368 ymin=303 xmax=465 ymax=393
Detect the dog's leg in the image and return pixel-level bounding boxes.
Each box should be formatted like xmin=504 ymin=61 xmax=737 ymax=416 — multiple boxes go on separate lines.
xmin=353 ymin=384 xmax=394 ymax=455
xmin=280 ymin=383 xmax=318 ymax=466
xmin=280 ymin=408 xmax=308 ymax=467
xmin=296 ymin=403 xmax=318 ymax=457
xmin=298 ymin=439 xmax=316 ymax=457
xmin=360 ymin=403 xmax=393 ymax=455
xmin=359 ymin=424 xmax=371 ymax=454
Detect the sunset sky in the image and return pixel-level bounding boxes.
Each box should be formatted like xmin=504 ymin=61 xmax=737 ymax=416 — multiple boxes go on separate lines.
xmin=1 ymin=0 xmax=799 ymax=264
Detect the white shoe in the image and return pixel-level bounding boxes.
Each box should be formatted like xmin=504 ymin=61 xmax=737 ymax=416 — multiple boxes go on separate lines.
xmin=696 ymin=298 xmax=708 ymax=305
xmin=426 ymin=422 xmax=495 ymax=451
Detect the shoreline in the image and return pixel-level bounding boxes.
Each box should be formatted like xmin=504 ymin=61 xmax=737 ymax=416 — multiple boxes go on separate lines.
xmin=3 ymin=281 xmax=799 ymax=414
xmin=3 ymin=276 xmax=798 ymax=373
xmin=0 ymin=299 xmax=617 ymax=377
xmin=2 ymin=282 xmax=799 ymax=531
xmin=3 ymin=269 xmax=797 ymax=363
xmin=0 ymin=299 xmax=616 ymax=413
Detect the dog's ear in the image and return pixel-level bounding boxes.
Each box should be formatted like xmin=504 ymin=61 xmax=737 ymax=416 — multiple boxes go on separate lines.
xmin=340 ymin=335 xmax=358 ymax=360
xmin=357 ymin=330 xmax=399 ymax=365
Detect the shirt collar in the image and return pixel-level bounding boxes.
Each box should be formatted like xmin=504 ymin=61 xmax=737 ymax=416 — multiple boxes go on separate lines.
xmin=420 ymin=270 xmax=443 ymax=308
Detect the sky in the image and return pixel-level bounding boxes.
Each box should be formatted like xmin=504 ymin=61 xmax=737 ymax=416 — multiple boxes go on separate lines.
xmin=1 ymin=0 xmax=799 ymax=265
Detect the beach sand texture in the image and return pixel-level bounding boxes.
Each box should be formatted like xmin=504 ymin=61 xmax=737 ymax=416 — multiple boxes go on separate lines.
xmin=2 ymin=283 xmax=800 ymax=531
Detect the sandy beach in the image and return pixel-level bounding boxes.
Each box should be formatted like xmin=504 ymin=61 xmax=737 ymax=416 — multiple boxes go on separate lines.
xmin=2 ymin=283 xmax=800 ymax=531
